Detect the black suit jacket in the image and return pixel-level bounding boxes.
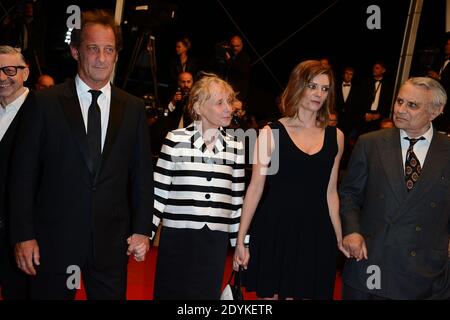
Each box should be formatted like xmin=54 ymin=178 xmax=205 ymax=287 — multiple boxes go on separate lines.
xmin=9 ymin=79 xmax=154 ymax=272
xmin=335 ymin=82 xmax=360 ymax=134
xmin=340 ymin=128 xmax=450 ymax=299
xmin=357 ymin=77 xmax=394 ymax=133
xmin=226 ymin=51 xmax=250 ymax=104
xmin=0 ymin=91 xmax=34 ymax=239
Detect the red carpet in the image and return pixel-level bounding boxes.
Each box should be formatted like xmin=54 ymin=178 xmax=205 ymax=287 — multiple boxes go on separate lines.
xmin=74 ymin=248 xmax=342 ymax=300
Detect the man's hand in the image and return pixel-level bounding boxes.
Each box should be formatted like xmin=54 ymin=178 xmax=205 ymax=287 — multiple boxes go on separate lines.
xmin=127 ymin=234 xmax=150 ymax=262
xmin=364 ymin=113 xmax=374 ymax=122
xmin=342 ymin=233 xmax=368 ymax=261
xmin=427 ymin=70 xmax=440 ymax=80
xmin=15 ymin=239 xmax=40 ymax=275
xmin=365 ymin=113 xmax=380 ymax=122
xmin=171 ymin=91 xmax=182 ymax=105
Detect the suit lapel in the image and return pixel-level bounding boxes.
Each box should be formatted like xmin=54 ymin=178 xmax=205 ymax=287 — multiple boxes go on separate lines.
xmin=59 ymin=79 xmax=93 ymax=174
xmin=96 ymin=86 xmax=124 ymax=180
xmin=377 ymin=128 xmax=407 ymax=205
xmin=401 ymin=132 xmax=450 ymax=211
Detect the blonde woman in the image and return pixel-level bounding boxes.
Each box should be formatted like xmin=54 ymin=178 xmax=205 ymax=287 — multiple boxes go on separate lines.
xmin=152 ymin=74 xmax=245 ymax=299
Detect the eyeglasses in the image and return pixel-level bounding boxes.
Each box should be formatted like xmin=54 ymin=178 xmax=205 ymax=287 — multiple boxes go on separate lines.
xmin=0 ymin=66 xmax=27 ymax=76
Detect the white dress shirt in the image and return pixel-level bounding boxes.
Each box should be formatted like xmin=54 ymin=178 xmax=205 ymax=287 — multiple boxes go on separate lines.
xmin=342 ymin=82 xmax=351 ymax=103
xmin=400 ymin=125 xmax=433 ymax=170
xmin=0 ymin=87 xmax=29 ymax=141
xmin=439 ymin=59 xmax=450 ymax=76
xmin=75 ymin=75 xmax=111 ymax=152
xmin=371 ymin=80 xmax=382 ymax=111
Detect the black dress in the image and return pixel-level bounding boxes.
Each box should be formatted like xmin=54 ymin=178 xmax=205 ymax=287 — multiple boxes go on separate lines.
xmin=244 ymin=121 xmax=338 ymax=299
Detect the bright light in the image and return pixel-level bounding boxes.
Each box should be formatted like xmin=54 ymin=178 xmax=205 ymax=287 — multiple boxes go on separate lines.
xmin=64 ymin=27 xmax=74 ymax=45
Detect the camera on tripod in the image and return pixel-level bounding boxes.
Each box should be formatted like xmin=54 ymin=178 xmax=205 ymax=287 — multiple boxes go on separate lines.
xmin=214 ymin=41 xmax=234 ymax=65
xmin=125 ymin=0 xmax=178 ymax=31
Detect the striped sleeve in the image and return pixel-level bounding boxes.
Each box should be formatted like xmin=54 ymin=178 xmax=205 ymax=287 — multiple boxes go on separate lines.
xmin=152 ymin=132 xmax=176 ymax=239
xmin=228 ymin=139 xmax=247 ymax=246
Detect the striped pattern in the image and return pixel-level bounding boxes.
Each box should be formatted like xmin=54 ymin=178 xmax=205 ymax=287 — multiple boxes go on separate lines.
xmin=153 ymin=122 xmax=246 ymax=246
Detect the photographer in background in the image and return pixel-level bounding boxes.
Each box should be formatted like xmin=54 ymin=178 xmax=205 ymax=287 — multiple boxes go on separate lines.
xmin=209 ymin=35 xmax=250 ymax=106
xmin=147 ymin=72 xmax=194 ymax=155
xmin=168 ymin=71 xmax=194 ymax=129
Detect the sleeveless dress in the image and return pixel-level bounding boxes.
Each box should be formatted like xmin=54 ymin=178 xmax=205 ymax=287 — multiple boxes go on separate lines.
xmin=244 ymin=121 xmax=338 ymax=299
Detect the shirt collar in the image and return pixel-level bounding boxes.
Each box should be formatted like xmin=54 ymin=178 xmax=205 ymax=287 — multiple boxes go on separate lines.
xmin=399 ymin=124 xmax=434 ymax=142
xmin=187 ymin=121 xmax=228 ymax=154
xmin=1 ymin=87 xmax=29 ymax=111
xmin=75 ymin=74 xmax=111 ymax=97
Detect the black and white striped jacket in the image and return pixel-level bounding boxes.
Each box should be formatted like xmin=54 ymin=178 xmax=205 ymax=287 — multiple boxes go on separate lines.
xmin=152 ymin=122 xmax=246 ymax=246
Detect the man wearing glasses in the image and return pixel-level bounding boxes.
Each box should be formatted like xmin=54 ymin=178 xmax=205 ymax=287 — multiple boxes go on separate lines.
xmin=0 ymin=45 xmax=32 ymax=299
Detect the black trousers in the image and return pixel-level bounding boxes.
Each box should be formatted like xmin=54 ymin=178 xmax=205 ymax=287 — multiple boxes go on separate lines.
xmin=154 ymin=225 xmax=229 ymax=300
xmin=29 ymin=242 xmax=128 ymax=300
xmin=0 ymin=234 xmax=29 ymax=299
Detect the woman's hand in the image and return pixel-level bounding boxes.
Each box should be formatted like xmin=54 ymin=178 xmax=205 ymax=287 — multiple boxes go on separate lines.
xmin=233 ymin=244 xmax=250 ymax=271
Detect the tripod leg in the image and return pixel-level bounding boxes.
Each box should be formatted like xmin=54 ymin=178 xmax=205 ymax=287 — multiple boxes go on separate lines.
xmin=147 ymin=35 xmax=159 ymax=107
xmin=122 ymin=32 xmax=145 ymax=89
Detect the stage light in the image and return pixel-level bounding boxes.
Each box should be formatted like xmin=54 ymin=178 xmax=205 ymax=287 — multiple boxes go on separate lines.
xmin=64 ymin=28 xmax=73 ymax=44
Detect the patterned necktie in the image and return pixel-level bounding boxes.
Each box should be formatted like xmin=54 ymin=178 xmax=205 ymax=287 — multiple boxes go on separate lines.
xmin=88 ymin=90 xmax=102 ymax=176
xmin=404 ymin=136 xmax=425 ymax=191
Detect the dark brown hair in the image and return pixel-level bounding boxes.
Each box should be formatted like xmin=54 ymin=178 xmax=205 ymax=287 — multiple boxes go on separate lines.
xmin=279 ymin=60 xmax=335 ymax=127
xmin=70 ymin=10 xmax=122 ymax=51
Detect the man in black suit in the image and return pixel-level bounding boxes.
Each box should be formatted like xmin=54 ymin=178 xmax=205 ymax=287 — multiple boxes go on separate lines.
xmin=358 ymin=61 xmax=394 ymax=134
xmin=0 ymin=45 xmax=31 ymax=299
xmin=335 ymin=66 xmax=359 ymax=138
xmin=167 ymin=71 xmax=194 ymax=129
xmin=340 ymin=77 xmax=450 ymax=299
xmin=226 ymin=35 xmax=250 ymax=106
xmin=10 ymin=10 xmax=153 ymax=300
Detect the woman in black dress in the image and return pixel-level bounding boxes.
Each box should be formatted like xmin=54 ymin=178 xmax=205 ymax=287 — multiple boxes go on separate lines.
xmin=233 ymin=60 xmax=350 ymax=299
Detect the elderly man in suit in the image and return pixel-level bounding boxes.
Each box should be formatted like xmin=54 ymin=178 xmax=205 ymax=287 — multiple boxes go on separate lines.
xmin=0 ymin=45 xmax=32 ymax=299
xmin=340 ymin=76 xmax=450 ymax=299
xmin=9 ymin=10 xmax=153 ymax=300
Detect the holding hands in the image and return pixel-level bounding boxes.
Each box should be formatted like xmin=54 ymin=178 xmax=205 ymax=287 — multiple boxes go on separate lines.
xmin=233 ymin=244 xmax=249 ymax=272
xmin=342 ymin=233 xmax=368 ymax=261
xmin=127 ymin=233 xmax=150 ymax=262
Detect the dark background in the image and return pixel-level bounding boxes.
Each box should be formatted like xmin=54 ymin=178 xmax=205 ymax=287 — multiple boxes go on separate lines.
xmin=1 ymin=0 xmax=447 ymax=120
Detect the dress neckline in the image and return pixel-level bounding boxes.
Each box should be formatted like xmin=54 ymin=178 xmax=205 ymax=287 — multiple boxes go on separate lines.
xmin=277 ymin=120 xmax=327 ymax=156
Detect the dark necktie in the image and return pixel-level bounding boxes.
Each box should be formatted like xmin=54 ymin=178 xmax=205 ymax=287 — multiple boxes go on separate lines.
xmin=343 ymin=83 xmax=351 ymax=87
xmin=88 ymin=90 xmax=102 ymax=176
xmin=404 ymin=136 xmax=425 ymax=191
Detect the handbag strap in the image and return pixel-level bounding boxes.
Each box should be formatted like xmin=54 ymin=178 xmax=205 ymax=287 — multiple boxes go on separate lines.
xmin=227 ymin=267 xmax=243 ymax=286
xmin=227 ymin=270 xmax=235 ymax=285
